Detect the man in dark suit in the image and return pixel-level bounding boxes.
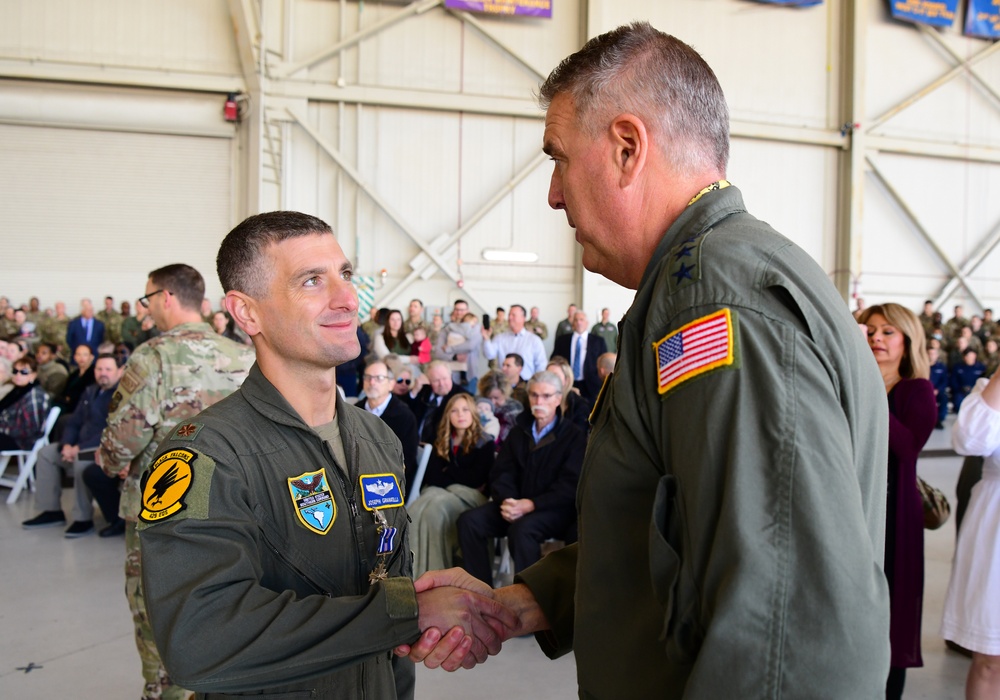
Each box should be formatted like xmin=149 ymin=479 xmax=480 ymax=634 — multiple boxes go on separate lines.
xmin=405 ymin=359 xmax=469 ymax=443
xmin=356 ymin=359 xmax=419 ymax=489
xmin=551 ymin=311 xmax=608 ymax=400
xmin=66 ymin=298 xmax=105 ymax=357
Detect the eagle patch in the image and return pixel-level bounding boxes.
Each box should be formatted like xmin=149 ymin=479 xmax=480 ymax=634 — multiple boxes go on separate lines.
xmin=139 ymin=449 xmax=195 ymax=523
xmin=288 ymin=469 xmax=336 ymax=535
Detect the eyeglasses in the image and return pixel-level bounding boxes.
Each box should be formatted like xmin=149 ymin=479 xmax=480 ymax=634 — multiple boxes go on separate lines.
xmin=12 ymin=368 xmax=32 ymax=376
xmin=529 ymin=391 xmax=559 ymax=401
xmin=138 ymin=290 xmax=167 ymax=308
xmin=363 ymin=374 xmax=390 ymax=383
xmin=396 ymin=378 xmax=412 ymax=385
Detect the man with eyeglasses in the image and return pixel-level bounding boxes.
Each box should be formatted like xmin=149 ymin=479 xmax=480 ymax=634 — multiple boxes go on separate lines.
xmin=98 ymin=263 xmax=255 ymax=700
xmin=456 ymin=369 xmax=584 ymax=586
xmin=356 ymin=358 xmax=419 ymax=490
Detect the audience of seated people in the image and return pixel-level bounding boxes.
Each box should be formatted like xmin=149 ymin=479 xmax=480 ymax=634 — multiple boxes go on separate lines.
xmin=21 ymin=353 xmax=124 ymax=538
xmin=476 ymin=370 xmax=524 ymax=448
xmin=455 ymin=369 xmax=585 ymax=585
xmin=355 ymin=358 xmax=419 ymax=490
xmin=409 ymin=393 xmax=495 ymax=578
xmin=550 ymin=310 xmax=608 ymax=400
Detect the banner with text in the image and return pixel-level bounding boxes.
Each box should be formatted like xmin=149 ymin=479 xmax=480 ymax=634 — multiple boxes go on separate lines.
xmin=965 ymin=0 xmax=1000 ymax=38
xmin=890 ymin=0 xmax=959 ymax=27
xmin=445 ymin=0 xmax=551 ymax=18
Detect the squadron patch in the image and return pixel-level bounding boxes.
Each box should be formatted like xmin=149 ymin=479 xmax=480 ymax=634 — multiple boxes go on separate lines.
xmin=139 ymin=449 xmax=195 ymax=523
xmin=359 ymin=474 xmax=404 ymax=511
xmin=288 ymin=469 xmax=336 ymax=535
xmin=655 ymin=308 xmax=739 ymax=396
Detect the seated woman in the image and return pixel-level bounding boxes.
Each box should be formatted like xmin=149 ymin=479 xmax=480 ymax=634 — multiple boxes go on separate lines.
xmin=0 ymin=356 xmax=51 ymax=451
xmin=408 ymin=393 xmax=494 ymax=578
xmin=546 ymin=357 xmax=591 ymax=431
xmin=477 ymin=370 xmax=523 ymax=447
xmin=372 ymin=309 xmax=412 ymax=360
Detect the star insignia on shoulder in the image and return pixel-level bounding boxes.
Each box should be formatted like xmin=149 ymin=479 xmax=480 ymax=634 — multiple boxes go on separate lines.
xmin=672 ymin=262 xmax=695 ymax=283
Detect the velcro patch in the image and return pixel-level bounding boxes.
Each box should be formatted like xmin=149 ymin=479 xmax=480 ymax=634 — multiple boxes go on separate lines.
xmin=139 ymin=449 xmax=195 ymax=523
xmin=288 ymin=469 xmax=336 ymax=535
xmin=655 ymin=308 xmax=738 ymax=396
xmin=172 ymin=422 xmax=203 ymax=441
xmin=359 ymin=474 xmax=404 ymax=510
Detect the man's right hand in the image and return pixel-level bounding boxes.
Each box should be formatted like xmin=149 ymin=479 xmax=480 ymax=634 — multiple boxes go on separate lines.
xmin=61 ymin=444 xmax=79 ymax=463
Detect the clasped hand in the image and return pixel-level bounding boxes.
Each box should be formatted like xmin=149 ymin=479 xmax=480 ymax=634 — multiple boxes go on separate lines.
xmin=403 ymin=568 xmax=522 ymax=671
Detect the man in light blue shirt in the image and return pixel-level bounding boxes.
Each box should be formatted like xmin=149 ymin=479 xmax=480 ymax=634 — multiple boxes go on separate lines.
xmin=481 ymin=305 xmax=547 ymax=381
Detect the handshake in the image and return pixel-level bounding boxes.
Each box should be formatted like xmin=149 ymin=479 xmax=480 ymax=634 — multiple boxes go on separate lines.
xmin=397 ymin=567 xmax=548 ymax=671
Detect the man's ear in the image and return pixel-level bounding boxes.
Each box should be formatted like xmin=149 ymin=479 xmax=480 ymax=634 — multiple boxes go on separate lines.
xmin=610 ymin=113 xmax=648 ymax=187
xmin=226 ymin=292 xmax=260 ymax=337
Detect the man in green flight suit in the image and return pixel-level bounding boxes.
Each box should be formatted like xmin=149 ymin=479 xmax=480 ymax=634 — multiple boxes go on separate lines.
xmin=98 ymin=264 xmax=256 ymax=700
xmin=402 ymin=22 xmax=892 ymax=698
xmin=136 ymin=212 xmax=516 ymax=699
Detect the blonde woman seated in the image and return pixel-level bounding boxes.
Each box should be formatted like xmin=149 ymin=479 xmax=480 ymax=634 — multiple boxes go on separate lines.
xmin=409 ymin=393 xmax=495 ymax=578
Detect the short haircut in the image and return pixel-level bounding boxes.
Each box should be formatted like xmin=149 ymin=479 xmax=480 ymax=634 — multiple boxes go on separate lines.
xmin=509 ymin=304 xmax=526 ymax=316
xmin=597 ymin=352 xmax=616 ymax=373
xmin=217 ymin=211 xmax=333 ymax=297
xmin=39 ymin=342 xmax=58 ymax=355
xmin=95 ymin=352 xmax=120 ymax=368
xmin=453 ymin=299 xmax=468 ymax=308
xmin=149 ymin=264 xmax=206 ymax=312
xmin=539 ymin=21 xmax=729 ymax=173
xmin=477 ymin=370 xmax=511 ymax=399
xmin=364 ymin=357 xmax=393 ymax=377
xmin=528 ymin=370 xmax=564 ymax=395
xmin=504 ymin=353 xmax=524 ymax=368
xmin=496 ymin=307 xmax=505 ymax=313
xmin=14 ymin=355 xmax=37 ymax=372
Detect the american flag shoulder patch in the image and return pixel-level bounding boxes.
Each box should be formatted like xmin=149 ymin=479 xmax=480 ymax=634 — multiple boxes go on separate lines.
xmin=654 ymin=308 xmax=737 ymax=396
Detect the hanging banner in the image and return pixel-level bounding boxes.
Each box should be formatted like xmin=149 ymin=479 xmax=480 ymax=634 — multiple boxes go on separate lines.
xmin=890 ymin=0 xmax=959 ymax=27
xmin=749 ymin=0 xmax=823 ymax=6
xmin=444 ymin=0 xmax=552 ymax=18
xmin=965 ymin=0 xmax=1000 ymax=38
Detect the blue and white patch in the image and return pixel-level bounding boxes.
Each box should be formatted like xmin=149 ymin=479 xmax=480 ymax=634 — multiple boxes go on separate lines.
xmin=287 ymin=469 xmax=336 ymax=535
xmin=359 ymin=473 xmax=404 ymax=510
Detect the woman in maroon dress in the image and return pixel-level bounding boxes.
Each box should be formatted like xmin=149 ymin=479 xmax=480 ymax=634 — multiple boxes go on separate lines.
xmin=859 ymin=303 xmax=937 ymax=699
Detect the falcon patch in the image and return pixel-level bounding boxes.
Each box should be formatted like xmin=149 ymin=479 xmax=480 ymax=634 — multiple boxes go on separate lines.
xmin=654 ymin=308 xmax=738 ymax=396
xmin=359 ymin=474 xmax=404 ymax=511
xmin=288 ymin=469 xmax=336 ymax=535
xmin=139 ymin=449 xmax=195 ymax=523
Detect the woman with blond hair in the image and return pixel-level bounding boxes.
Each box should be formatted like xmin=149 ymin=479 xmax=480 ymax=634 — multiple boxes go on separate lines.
xmin=408 ymin=393 xmax=494 ymax=577
xmin=859 ymin=303 xmax=937 ymax=699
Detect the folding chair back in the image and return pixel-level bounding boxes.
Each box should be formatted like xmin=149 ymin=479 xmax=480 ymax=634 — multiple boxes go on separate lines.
xmin=0 ymin=406 xmax=61 ymax=505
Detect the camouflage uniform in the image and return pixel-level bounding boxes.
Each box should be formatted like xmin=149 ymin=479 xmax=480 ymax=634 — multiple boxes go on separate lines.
xmin=121 ymin=316 xmax=157 ymax=350
xmin=37 ymin=360 xmax=69 ymax=398
xmin=39 ymin=315 xmax=70 ymax=355
xmin=360 ymin=319 xmax=381 ymax=345
xmin=99 ymin=322 xmax=255 ymax=700
xmin=403 ymin=318 xmax=426 ymax=336
xmin=0 ymin=316 xmax=19 ymax=340
xmin=490 ymin=318 xmax=509 ymax=338
xmin=525 ymin=319 xmax=548 ymax=341
xmin=98 ymin=309 xmax=124 ymax=345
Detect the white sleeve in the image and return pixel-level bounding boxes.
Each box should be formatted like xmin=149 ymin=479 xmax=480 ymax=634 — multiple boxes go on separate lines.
xmin=952 ymin=377 xmax=1000 ymax=456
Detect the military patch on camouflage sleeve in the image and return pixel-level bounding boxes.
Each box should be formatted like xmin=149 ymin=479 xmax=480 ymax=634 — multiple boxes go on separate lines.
xmin=119 ymin=366 xmax=143 ymax=395
xmin=108 ymin=390 xmax=122 ymax=415
xmin=139 ymin=449 xmax=201 ymax=524
xmin=667 ymin=228 xmax=714 ymax=295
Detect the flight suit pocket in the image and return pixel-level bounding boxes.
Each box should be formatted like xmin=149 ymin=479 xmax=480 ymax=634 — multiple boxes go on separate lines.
xmin=649 ymin=474 xmax=702 ymax=666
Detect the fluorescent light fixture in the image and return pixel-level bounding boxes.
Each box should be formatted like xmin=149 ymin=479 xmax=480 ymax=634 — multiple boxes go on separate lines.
xmin=481 ymin=249 xmax=538 ymax=263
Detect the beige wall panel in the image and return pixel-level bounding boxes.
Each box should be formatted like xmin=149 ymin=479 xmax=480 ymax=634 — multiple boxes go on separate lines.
xmin=861 ymin=155 xmax=1000 ymax=310
xmin=0 ymin=0 xmax=239 ymax=76
xmin=0 ymin=123 xmax=233 ymax=312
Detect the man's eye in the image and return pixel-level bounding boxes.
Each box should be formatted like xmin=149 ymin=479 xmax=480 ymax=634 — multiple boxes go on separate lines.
xmin=341 ymin=269 xmax=353 ymax=282
xmin=304 ymin=277 xmax=319 ymax=287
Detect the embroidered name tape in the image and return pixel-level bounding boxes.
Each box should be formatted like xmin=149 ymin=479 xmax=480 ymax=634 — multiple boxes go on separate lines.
xmin=655 ymin=308 xmax=736 ymax=395
xmin=359 ymin=474 xmax=404 ymax=510
xmin=288 ymin=469 xmax=336 ymax=535
xmin=139 ymin=449 xmax=195 ymax=523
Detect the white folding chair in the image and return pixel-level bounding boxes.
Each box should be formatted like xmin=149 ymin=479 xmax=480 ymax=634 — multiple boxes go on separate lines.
xmin=408 ymin=443 xmax=433 ymax=501
xmin=0 ymin=406 xmax=61 ymax=505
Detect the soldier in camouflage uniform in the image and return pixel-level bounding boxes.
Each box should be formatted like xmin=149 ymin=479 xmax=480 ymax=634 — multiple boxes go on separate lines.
xmin=121 ymin=300 xmax=159 ymax=349
xmin=0 ymin=307 xmax=19 ymax=339
xmin=39 ymin=302 xmax=71 ymax=357
xmin=97 ymin=296 xmax=124 ymax=346
xmin=99 ymin=264 xmax=255 ymax=700
xmin=403 ymin=298 xmax=426 ymax=336
xmin=525 ymin=306 xmax=548 ymax=341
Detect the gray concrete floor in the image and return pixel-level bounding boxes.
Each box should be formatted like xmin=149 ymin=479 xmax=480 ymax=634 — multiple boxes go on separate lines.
xmin=0 ymin=418 xmax=972 ymax=698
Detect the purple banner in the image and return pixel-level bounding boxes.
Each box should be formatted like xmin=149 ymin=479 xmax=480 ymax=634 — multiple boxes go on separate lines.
xmin=445 ymin=0 xmax=552 ymax=18
xmin=890 ymin=0 xmax=959 ymax=28
xmin=750 ymin=0 xmax=823 ymax=6
xmin=965 ymin=0 xmax=1000 ymax=38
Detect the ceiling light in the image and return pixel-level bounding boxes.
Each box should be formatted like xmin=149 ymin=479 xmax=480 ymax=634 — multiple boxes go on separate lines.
xmin=481 ymin=249 xmax=538 ymax=263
